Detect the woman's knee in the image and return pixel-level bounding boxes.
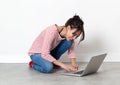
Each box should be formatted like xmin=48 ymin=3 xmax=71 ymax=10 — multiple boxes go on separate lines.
xmin=64 ymin=39 xmax=73 ymax=48
xmin=30 ymin=54 xmax=53 ymax=73
xmin=41 ymin=63 xmax=53 ymax=73
xmin=68 ymin=40 xmax=73 ymax=46
xmin=30 ymin=53 xmax=41 ymax=61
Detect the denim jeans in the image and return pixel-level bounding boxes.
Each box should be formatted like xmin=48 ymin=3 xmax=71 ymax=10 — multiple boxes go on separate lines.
xmin=30 ymin=39 xmax=73 ymax=73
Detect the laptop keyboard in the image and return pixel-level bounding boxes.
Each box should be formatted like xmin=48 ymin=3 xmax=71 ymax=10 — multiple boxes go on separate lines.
xmin=74 ymin=70 xmax=84 ymax=74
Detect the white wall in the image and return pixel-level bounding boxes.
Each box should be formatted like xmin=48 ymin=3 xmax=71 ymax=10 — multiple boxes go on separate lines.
xmin=0 ymin=0 xmax=120 ymax=63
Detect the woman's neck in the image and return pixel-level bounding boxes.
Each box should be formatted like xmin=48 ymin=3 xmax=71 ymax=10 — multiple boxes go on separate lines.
xmin=55 ymin=24 xmax=66 ymax=38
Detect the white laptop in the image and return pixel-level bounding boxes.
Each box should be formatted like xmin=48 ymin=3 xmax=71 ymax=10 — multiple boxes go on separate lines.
xmin=61 ymin=53 xmax=107 ymax=77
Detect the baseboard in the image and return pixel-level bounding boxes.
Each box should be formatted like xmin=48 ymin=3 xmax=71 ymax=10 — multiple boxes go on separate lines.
xmin=0 ymin=53 xmax=120 ymax=63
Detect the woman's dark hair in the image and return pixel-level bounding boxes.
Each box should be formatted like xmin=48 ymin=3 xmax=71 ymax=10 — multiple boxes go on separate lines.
xmin=65 ymin=15 xmax=85 ymax=43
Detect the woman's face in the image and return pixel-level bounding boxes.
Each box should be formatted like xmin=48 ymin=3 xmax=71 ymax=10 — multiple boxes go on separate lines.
xmin=66 ymin=26 xmax=81 ymax=41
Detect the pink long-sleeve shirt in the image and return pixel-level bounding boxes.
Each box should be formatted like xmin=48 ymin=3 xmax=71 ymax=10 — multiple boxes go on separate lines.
xmin=28 ymin=25 xmax=76 ymax=62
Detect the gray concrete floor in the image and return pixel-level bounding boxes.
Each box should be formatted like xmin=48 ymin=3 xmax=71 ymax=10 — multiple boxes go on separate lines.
xmin=0 ymin=62 xmax=120 ymax=85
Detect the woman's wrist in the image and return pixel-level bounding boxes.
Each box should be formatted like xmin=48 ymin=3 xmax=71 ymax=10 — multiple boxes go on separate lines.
xmin=71 ymin=58 xmax=79 ymax=70
xmin=71 ymin=58 xmax=77 ymax=65
xmin=53 ymin=60 xmax=64 ymax=68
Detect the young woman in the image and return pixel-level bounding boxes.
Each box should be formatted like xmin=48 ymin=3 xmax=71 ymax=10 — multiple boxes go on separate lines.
xmin=28 ymin=15 xmax=85 ymax=73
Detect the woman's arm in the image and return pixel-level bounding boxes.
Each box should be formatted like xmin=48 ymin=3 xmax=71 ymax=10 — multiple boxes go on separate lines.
xmin=70 ymin=58 xmax=79 ymax=70
xmin=53 ymin=60 xmax=77 ymax=72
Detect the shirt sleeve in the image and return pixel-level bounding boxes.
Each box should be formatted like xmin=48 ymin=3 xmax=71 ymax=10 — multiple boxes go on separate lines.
xmin=40 ymin=30 xmax=56 ymax=62
xmin=68 ymin=41 xmax=76 ymax=58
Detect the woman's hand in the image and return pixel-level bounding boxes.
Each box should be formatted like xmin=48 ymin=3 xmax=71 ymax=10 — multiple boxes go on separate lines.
xmin=72 ymin=63 xmax=79 ymax=70
xmin=71 ymin=58 xmax=79 ymax=70
xmin=60 ymin=64 xmax=77 ymax=72
xmin=53 ymin=60 xmax=77 ymax=72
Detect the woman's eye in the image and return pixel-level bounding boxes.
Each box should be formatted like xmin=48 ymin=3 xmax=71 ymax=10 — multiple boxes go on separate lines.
xmin=72 ymin=33 xmax=80 ymax=38
xmin=72 ymin=33 xmax=76 ymax=36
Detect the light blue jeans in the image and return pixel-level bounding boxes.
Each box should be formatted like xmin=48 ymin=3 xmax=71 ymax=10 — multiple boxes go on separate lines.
xmin=30 ymin=39 xmax=73 ymax=73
